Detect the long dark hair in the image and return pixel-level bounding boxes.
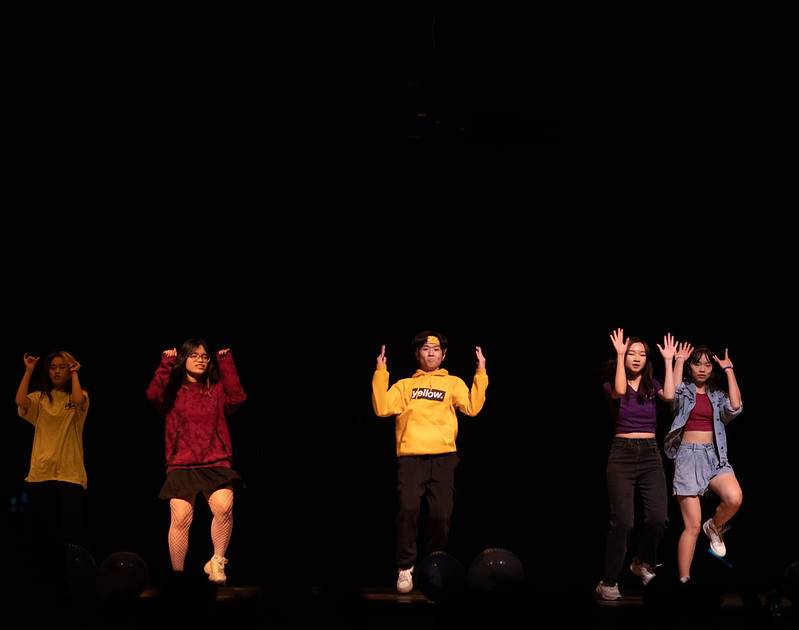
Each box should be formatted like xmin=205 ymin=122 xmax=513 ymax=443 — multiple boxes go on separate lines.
xmin=163 ymin=338 xmax=221 ymax=405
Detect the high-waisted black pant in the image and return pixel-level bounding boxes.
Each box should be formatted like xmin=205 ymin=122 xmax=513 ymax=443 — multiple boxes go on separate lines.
xmin=395 ymin=452 xmax=459 ymax=570
xmin=603 ymin=438 xmax=668 ymax=584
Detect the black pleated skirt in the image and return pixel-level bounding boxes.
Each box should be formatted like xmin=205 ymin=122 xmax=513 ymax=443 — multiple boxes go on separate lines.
xmin=159 ymin=466 xmax=244 ymax=500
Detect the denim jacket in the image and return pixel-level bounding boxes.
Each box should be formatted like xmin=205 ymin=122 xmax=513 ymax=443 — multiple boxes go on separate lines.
xmin=664 ymin=382 xmax=742 ymax=467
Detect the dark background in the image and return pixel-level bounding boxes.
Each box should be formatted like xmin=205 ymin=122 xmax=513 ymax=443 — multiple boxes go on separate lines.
xmin=2 ymin=4 xmax=794 ymax=599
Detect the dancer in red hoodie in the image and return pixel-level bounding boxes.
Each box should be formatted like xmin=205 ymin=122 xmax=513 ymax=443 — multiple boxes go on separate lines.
xmin=147 ymin=338 xmax=246 ymax=585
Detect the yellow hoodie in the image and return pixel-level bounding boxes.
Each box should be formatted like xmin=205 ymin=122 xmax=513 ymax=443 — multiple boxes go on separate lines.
xmin=372 ymin=365 xmax=488 ymax=457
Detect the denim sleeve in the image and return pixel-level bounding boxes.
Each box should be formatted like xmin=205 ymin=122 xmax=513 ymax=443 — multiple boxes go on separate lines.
xmin=719 ymin=393 xmax=743 ymax=425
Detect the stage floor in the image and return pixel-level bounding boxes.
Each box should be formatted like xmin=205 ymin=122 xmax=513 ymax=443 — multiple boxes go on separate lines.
xmin=11 ymin=577 xmax=791 ymax=628
xmin=130 ymin=582 xmax=794 ymax=629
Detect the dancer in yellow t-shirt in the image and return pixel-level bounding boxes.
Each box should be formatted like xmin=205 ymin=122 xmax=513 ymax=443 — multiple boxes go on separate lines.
xmin=16 ymin=350 xmax=90 ymax=550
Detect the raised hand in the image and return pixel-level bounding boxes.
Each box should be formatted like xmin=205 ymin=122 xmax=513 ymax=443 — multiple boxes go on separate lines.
xmin=23 ymin=353 xmax=40 ymax=371
xmin=676 ymin=341 xmax=694 ymax=361
xmin=657 ymin=332 xmax=677 ymax=361
xmin=609 ymin=328 xmax=627 ymax=355
xmin=712 ymin=348 xmax=733 ymax=370
xmin=475 ymin=346 xmax=486 ymax=370
xmin=163 ymin=348 xmax=177 ymax=358
xmin=376 ymin=345 xmax=387 ymax=367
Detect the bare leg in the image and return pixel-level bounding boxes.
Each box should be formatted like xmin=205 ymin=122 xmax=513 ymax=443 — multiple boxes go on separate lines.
xmin=677 ymin=495 xmax=702 ymax=580
xmin=708 ymin=473 xmax=742 ymax=528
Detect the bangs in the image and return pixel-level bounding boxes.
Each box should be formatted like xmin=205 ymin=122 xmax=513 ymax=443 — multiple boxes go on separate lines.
xmin=689 ymin=346 xmax=714 ymax=364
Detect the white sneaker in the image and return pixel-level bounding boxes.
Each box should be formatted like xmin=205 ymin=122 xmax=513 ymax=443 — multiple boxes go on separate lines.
xmin=397 ymin=567 xmax=414 ymax=593
xmin=630 ymin=557 xmax=657 ymax=585
xmin=703 ymin=519 xmax=729 ymax=557
xmin=596 ymin=581 xmax=622 ymax=601
xmin=204 ymin=555 xmax=228 ymax=585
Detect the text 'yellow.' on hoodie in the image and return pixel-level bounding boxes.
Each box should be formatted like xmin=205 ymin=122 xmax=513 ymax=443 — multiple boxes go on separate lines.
xmin=372 ymin=365 xmax=488 ymax=457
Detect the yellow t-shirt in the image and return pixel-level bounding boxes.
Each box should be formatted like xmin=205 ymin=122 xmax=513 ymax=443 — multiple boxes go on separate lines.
xmin=19 ymin=390 xmax=89 ymax=488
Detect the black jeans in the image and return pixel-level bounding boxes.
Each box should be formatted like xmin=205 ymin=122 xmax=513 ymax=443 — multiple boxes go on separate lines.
xmin=395 ymin=453 xmax=459 ymax=569
xmin=603 ymin=438 xmax=668 ymax=584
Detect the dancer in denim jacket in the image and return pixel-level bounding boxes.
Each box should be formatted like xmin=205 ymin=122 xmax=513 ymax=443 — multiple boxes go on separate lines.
xmin=665 ymin=343 xmax=742 ymax=584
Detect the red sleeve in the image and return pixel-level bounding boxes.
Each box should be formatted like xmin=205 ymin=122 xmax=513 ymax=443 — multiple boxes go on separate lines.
xmin=146 ymin=355 xmax=175 ymax=414
xmin=218 ymin=352 xmax=246 ymax=414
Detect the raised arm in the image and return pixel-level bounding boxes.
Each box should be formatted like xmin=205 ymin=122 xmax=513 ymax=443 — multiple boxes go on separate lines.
xmin=217 ymin=349 xmax=246 ymax=413
xmin=656 ymin=332 xmax=676 ymax=401
xmin=713 ymin=348 xmax=741 ymax=410
xmin=146 ymin=349 xmax=176 ymax=411
xmin=68 ymin=359 xmax=86 ymax=410
xmin=475 ymin=346 xmax=486 ymax=371
xmin=372 ymin=345 xmax=404 ymax=417
xmin=15 ymin=353 xmax=39 ymax=409
xmin=609 ymin=328 xmax=628 ymax=398
xmin=673 ymin=342 xmax=693 ymax=385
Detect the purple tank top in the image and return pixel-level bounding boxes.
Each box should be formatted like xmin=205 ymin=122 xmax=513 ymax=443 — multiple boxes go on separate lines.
xmin=603 ymin=379 xmax=661 ymax=434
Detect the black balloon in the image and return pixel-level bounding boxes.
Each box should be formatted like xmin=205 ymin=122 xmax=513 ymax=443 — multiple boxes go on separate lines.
xmin=467 ymin=548 xmax=524 ymax=594
xmin=95 ymin=551 xmax=150 ymax=598
xmin=415 ymin=551 xmax=466 ymax=602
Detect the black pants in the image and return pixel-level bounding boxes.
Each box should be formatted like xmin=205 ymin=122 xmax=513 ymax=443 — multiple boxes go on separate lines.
xmin=603 ymin=438 xmax=668 ymax=584
xmin=395 ymin=452 xmax=459 ymax=569
xmin=26 ymin=480 xmax=90 ymax=551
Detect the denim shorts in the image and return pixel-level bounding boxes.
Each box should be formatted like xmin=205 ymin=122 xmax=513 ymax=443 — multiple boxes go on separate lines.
xmin=673 ymin=442 xmax=734 ymax=496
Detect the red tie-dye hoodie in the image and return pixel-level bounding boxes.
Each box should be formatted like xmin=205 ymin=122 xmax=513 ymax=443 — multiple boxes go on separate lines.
xmin=146 ymin=352 xmax=246 ymax=471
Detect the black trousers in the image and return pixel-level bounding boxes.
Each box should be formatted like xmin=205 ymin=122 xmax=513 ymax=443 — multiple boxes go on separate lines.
xmin=395 ymin=452 xmax=459 ymax=570
xmin=603 ymin=438 xmax=668 ymax=584
xmin=26 ymin=480 xmax=90 ymax=551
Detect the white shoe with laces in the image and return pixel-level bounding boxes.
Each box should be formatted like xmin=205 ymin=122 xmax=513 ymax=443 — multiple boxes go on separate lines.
xmin=703 ymin=518 xmax=729 ymax=557
xmin=595 ymin=581 xmax=622 ymax=601
xmin=397 ymin=566 xmax=414 ymax=593
xmin=630 ymin=557 xmax=657 ymax=585
xmin=204 ymin=555 xmax=228 ymax=585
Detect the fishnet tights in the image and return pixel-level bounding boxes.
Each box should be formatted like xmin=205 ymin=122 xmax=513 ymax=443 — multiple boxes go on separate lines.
xmin=169 ymin=486 xmax=234 ymax=572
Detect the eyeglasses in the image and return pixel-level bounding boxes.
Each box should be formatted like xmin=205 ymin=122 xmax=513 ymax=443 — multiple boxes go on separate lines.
xmin=187 ymin=353 xmax=211 ymax=362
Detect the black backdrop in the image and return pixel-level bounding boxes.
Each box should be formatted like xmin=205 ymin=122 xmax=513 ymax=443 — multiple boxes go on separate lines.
xmin=2 ymin=3 xmax=794 ymax=599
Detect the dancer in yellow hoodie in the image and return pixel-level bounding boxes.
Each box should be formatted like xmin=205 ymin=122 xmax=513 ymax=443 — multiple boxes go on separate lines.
xmin=372 ymin=331 xmax=487 ymax=593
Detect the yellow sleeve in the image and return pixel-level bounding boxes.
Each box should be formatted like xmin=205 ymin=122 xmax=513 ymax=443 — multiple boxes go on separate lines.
xmin=372 ymin=365 xmax=405 ymax=417
xmin=453 ymin=370 xmax=488 ymax=416
xmin=18 ymin=391 xmax=41 ymax=426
